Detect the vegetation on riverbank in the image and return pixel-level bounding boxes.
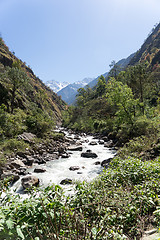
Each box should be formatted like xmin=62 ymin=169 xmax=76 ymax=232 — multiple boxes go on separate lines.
xmin=0 ymin=156 xmax=160 ymax=239
xmin=0 ymin=37 xmax=66 ymax=167
xmin=0 ymin=23 xmax=160 ymax=240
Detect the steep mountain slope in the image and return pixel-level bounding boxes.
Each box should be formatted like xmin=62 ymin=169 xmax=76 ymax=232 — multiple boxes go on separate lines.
xmin=0 ymin=38 xmax=66 ymax=123
xmin=57 ymin=78 xmax=94 ymax=104
xmin=129 ymin=22 xmax=160 ymax=66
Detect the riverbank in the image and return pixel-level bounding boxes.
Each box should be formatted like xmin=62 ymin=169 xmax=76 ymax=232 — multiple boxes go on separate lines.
xmin=0 ymin=128 xmax=116 ymax=192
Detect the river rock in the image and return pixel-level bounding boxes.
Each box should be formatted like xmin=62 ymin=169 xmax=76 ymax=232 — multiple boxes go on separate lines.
xmin=61 ymin=153 xmax=70 ymax=158
xmin=89 ymin=141 xmax=98 ymax=145
xmin=10 ymin=160 xmax=25 ymax=169
xmin=60 ymin=178 xmax=73 ymax=185
xmin=58 ymin=146 xmax=66 ymax=154
xmin=99 ymin=140 xmax=104 ymax=145
xmin=18 ymin=132 xmax=36 ymax=143
xmin=74 ymin=135 xmax=81 ymax=140
xmin=19 ymin=167 xmax=27 ymax=175
xmin=21 ymin=175 xmax=39 ymax=189
xmin=1 ymin=171 xmax=20 ymax=183
xmin=101 ymin=158 xmax=112 ymax=168
xmin=69 ymin=166 xmax=80 ymax=171
xmin=94 ymin=161 xmax=101 ymax=165
xmin=25 ymin=156 xmax=34 ymax=166
xmin=68 ymin=145 xmax=83 ymax=151
xmin=104 ymin=140 xmax=113 ymax=148
xmin=34 ymin=167 xmax=46 ymax=173
xmin=102 ymin=136 xmax=108 ymax=142
xmin=81 ymin=151 xmax=98 ymax=158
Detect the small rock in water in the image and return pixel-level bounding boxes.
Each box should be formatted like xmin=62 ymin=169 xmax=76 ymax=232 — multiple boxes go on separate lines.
xmin=61 ymin=153 xmax=70 ymax=158
xmin=99 ymin=140 xmax=104 ymax=145
xmin=81 ymin=151 xmax=98 ymax=158
xmin=68 ymin=145 xmax=83 ymax=151
xmin=104 ymin=140 xmax=113 ymax=148
xmin=69 ymin=166 xmax=80 ymax=171
xmin=34 ymin=167 xmax=46 ymax=173
xmin=89 ymin=141 xmax=98 ymax=145
xmin=94 ymin=161 xmax=101 ymax=165
xmin=60 ymin=178 xmax=73 ymax=185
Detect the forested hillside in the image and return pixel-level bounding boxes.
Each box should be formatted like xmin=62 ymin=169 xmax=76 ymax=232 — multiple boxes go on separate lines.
xmin=0 ymin=37 xmax=66 ymax=121
xmin=0 ymin=24 xmax=160 ymax=240
xmin=63 ymin=23 xmax=160 ymax=149
xmin=0 ymin=37 xmax=66 ymax=168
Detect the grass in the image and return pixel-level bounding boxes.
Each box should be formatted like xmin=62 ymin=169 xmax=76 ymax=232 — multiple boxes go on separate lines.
xmin=0 ymin=156 xmax=160 ymax=239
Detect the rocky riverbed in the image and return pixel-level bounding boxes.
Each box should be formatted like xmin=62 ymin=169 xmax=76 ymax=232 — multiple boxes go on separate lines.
xmin=0 ymin=129 xmax=116 ymax=192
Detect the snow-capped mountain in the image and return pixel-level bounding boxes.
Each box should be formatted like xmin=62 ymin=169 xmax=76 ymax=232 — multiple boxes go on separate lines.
xmin=57 ymin=78 xmax=95 ymax=105
xmin=45 ymin=80 xmax=69 ymax=93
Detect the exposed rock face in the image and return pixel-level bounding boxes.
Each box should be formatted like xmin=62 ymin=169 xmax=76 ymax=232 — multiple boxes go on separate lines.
xmin=81 ymin=151 xmax=98 ymax=158
xmin=21 ymin=175 xmax=39 ymax=189
xmin=69 ymin=166 xmax=80 ymax=171
xmin=60 ymin=178 xmax=72 ymax=185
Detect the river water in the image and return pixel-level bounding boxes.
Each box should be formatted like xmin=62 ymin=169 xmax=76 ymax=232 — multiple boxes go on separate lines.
xmin=11 ymin=130 xmax=116 ymax=195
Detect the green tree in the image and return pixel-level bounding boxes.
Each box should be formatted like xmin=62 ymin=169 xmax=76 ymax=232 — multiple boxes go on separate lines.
xmin=7 ymin=61 xmax=28 ymax=113
xmin=96 ymin=75 xmax=107 ymax=97
xmin=108 ymin=60 xmax=122 ymax=79
xmin=121 ymin=64 xmax=149 ymax=114
xmin=106 ymin=78 xmax=139 ymax=127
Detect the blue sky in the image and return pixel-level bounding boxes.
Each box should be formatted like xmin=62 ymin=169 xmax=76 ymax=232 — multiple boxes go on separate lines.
xmin=0 ymin=0 xmax=159 ymax=83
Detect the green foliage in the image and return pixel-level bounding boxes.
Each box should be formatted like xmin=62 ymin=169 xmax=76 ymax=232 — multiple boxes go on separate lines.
xmin=0 ymin=106 xmax=27 ymax=138
xmin=0 ymin=157 xmax=160 ymax=239
xmin=106 ymin=78 xmax=138 ymax=127
xmin=95 ymin=75 xmax=107 ymax=97
xmin=6 ymin=64 xmax=28 ymax=113
xmin=1 ymin=139 xmax=29 ymax=154
xmin=26 ymin=108 xmax=54 ymax=137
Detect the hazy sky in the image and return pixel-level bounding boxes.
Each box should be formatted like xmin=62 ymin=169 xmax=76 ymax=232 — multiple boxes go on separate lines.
xmin=0 ymin=0 xmax=159 ymax=83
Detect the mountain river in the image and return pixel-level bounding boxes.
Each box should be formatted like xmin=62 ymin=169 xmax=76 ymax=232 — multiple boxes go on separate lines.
xmin=11 ymin=129 xmax=116 ymax=195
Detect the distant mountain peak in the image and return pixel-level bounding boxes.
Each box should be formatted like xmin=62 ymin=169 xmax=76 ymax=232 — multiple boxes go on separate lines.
xmin=45 ymin=80 xmax=69 ymax=93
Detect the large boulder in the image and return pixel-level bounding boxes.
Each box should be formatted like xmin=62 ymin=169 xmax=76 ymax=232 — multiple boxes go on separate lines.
xmin=68 ymin=145 xmax=83 ymax=151
xmin=17 ymin=132 xmax=36 ymax=143
xmin=10 ymin=160 xmax=25 ymax=169
xmin=81 ymin=151 xmax=98 ymax=158
xmin=21 ymin=175 xmax=39 ymax=189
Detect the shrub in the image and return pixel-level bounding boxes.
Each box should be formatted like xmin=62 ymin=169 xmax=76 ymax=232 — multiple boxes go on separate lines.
xmin=26 ymin=110 xmax=54 ymax=137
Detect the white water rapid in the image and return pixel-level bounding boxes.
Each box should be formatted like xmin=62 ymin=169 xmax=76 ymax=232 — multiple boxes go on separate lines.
xmin=11 ymin=130 xmax=116 ymax=195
